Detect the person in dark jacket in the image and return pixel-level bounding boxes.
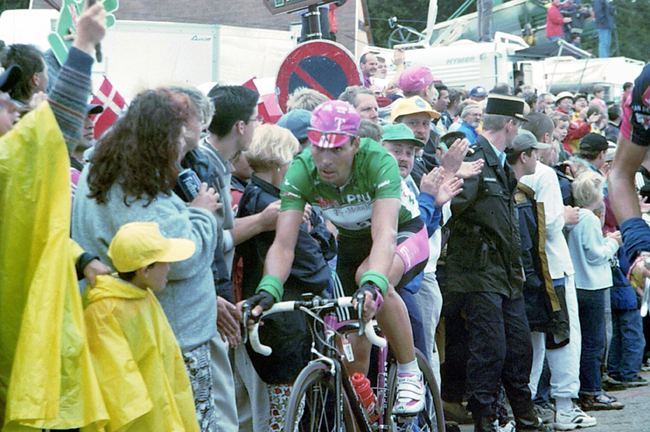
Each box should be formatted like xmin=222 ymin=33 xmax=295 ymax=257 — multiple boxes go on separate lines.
xmin=236 ymin=124 xmax=334 ymax=430
xmin=593 ymin=0 xmax=615 ymax=58
xmin=608 ymin=245 xmax=647 ymax=387
xmin=509 ymin=130 xmax=570 ymax=346
xmin=445 ymin=95 xmax=552 ymax=432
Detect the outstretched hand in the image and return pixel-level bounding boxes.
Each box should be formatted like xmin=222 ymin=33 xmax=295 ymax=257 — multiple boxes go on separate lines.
xmin=434 ymin=177 xmax=464 ymax=206
xmin=456 ymin=159 xmax=484 ymax=179
xmin=217 ymin=297 xmax=241 ymax=346
xmin=437 ymin=138 xmax=470 ymax=175
xmin=419 ymin=167 xmax=444 ymax=197
xmin=420 ymin=167 xmax=464 ymax=206
xmin=72 ymin=1 xmax=107 ymax=56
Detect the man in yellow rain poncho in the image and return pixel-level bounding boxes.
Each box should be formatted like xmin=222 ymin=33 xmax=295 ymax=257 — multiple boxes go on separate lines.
xmin=84 ymin=222 xmax=199 ymax=432
xmin=0 ymin=4 xmax=111 ymax=431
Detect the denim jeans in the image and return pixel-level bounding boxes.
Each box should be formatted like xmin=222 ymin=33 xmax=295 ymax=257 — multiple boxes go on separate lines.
xmin=576 ymin=288 xmax=606 ymax=394
xmin=597 ymin=28 xmax=611 ymax=58
xmin=400 ymin=288 xmax=428 ymax=361
xmin=547 ymin=36 xmax=561 ymax=43
xmin=608 ymin=309 xmax=646 ymax=381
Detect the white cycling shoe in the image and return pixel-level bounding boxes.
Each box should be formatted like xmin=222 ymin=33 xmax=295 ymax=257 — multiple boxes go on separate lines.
xmin=392 ymin=372 xmax=425 ymax=415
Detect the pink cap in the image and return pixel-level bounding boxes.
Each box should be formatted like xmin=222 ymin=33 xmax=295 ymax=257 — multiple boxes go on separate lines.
xmin=308 ymin=100 xmax=361 ymax=148
xmin=398 ymin=66 xmax=434 ymax=92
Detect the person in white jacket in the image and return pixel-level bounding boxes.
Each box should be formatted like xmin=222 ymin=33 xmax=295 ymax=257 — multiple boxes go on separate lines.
xmin=566 ymin=171 xmax=624 ymax=411
xmin=519 ymin=113 xmax=595 ymax=430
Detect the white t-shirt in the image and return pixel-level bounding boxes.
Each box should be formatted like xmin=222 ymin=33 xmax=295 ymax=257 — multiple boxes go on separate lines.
xmin=520 ymin=161 xmax=575 ymax=278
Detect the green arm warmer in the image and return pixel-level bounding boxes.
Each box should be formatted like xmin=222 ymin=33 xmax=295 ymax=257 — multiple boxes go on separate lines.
xmin=359 ymin=270 xmax=390 ymax=296
xmin=256 ymin=274 xmax=284 ymax=303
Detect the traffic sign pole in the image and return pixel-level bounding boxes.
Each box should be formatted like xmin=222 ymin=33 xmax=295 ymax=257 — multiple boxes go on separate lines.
xmin=263 ymin=0 xmax=338 ymax=15
xmin=303 ymin=5 xmax=322 ymax=41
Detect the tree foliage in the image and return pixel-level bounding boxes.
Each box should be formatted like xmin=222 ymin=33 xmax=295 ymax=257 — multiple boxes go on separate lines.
xmin=0 ymin=0 xmax=30 ymax=15
xmin=613 ymin=0 xmax=650 ymax=62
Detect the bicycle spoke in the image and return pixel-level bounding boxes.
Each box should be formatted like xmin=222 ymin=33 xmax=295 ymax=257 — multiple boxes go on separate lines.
xmin=285 ymin=363 xmax=343 ymax=432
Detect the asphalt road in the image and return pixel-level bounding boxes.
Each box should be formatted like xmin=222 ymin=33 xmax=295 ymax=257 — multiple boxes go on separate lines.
xmin=457 ymin=369 xmax=650 ymax=431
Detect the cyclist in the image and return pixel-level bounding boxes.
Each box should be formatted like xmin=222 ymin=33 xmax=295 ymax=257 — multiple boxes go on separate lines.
xmin=610 ymin=64 xmax=650 ymax=286
xmin=246 ymin=100 xmax=429 ymax=414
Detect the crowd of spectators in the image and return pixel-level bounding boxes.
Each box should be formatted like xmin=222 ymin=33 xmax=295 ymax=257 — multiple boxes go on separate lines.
xmin=1 ymin=4 xmax=649 ymax=432
xmin=544 ymin=0 xmax=613 ymax=56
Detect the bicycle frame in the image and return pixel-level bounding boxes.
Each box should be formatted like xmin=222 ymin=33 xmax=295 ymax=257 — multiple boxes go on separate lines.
xmin=244 ymin=296 xmax=444 ymax=432
xmin=323 ymin=314 xmax=393 ymax=429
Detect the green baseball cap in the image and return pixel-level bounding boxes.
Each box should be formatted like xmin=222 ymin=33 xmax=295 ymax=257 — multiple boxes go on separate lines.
xmin=382 ymin=123 xmax=425 ymax=148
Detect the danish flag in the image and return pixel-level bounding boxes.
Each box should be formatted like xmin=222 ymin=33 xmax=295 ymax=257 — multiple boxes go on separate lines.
xmin=90 ymin=76 xmax=126 ymax=139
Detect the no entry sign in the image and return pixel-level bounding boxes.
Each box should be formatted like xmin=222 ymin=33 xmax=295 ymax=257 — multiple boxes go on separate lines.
xmin=276 ymin=40 xmax=362 ymax=113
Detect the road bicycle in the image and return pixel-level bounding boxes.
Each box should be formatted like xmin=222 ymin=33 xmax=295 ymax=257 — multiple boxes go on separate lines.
xmin=244 ymin=294 xmax=445 ymax=432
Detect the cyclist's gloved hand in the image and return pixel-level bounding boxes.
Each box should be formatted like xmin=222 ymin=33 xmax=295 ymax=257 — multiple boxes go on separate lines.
xmin=246 ymin=291 xmax=275 ymax=320
xmin=354 ymin=282 xmax=379 ymax=302
xmin=353 ymin=282 xmax=385 ymax=324
xmin=247 ymin=274 xmax=284 ymax=321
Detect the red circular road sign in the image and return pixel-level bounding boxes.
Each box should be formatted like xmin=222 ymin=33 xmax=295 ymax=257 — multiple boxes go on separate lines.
xmin=276 ymin=40 xmax=362 ymax=113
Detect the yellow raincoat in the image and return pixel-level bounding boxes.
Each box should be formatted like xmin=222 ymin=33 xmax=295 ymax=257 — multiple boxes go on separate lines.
xmin=84 ymin=275 xmax=199 ymax=432
xmin=0 ymin=103 xmax=108 ymax=431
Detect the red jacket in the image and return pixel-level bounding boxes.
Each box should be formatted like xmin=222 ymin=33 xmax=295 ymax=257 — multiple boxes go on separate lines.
xmin=562 ymin=120 xmax=591 ymax=153
xmin=546 ymin=3 xmax=564 ymax=38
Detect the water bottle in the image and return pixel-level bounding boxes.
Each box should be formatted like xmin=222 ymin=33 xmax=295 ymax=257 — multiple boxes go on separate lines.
xmin=350 ymin=373 xmax=380 ymax=423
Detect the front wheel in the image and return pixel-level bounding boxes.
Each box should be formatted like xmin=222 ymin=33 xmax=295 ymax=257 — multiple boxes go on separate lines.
xmin=385 ymin=350 xmax=446 ymax=432
xmin=284 ymin=361 xmax=356 ymax=432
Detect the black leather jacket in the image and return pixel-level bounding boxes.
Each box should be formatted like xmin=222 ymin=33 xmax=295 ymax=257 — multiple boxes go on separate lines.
xmin=445 ymin=135 xmax=524 ymax=298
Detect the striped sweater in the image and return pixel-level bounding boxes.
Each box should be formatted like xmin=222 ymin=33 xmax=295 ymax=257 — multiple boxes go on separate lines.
xmin=48 ymin=47 xmax=93 ymax=154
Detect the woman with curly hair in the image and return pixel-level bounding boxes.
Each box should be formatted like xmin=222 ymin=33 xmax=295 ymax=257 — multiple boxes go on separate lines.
xmin=71 ymin=88 xmax=222 ymax=431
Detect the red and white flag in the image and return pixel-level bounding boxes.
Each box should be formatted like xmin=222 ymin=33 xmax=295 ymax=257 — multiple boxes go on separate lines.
xmin=90 ymin=76 xmax=126 ymax=139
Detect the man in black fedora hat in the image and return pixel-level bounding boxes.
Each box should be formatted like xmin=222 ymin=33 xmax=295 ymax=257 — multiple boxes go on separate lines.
xmin=444 ymin=94 xmax=552 ymax=432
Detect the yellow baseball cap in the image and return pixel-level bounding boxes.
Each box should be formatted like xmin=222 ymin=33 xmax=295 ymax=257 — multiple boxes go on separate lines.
xmin=108 ymin=222 xmax=196 ymax=272
xmin=390 ymin=96 xmax=440 ymax=123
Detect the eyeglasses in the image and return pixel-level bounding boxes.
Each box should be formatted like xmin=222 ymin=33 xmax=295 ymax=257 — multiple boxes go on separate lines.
xmin=307 ymin=128 xmax=355 ymax=148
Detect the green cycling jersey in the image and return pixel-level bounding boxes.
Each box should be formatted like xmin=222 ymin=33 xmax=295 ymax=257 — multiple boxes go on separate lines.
xmin=280 ymin=138 xmax=420 ymax=238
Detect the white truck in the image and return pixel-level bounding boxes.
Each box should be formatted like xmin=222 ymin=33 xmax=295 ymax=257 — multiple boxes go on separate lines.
xmin=365 ymin=31 xmax=643 ymax=103
xmin=0 ymin=9 xmax=298 ymax=100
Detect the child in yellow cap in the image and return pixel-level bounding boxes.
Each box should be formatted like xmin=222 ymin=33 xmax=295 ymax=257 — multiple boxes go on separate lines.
xmin=84 ymin=221 xmax=200 ymax=432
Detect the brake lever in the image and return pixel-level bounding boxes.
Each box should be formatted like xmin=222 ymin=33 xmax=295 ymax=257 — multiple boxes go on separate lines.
xmin=241 ymin=302 xmax=251 ymax=345
xmin=356 ymin=292 xmax=366 ymax=336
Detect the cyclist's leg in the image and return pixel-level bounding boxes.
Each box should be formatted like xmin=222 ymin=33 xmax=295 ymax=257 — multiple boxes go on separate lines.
xmin=336 ymin=237 xmax=376 ymax=376
xmin=387 ymin=350 xmax=446 ymax=432
xmin=354 ymin=218 xmax=430 ymax=366
xmin=354 ymin=220 xmax=429 ymax=289
xmin=354 ymin=255 xmax=416 ymax=366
